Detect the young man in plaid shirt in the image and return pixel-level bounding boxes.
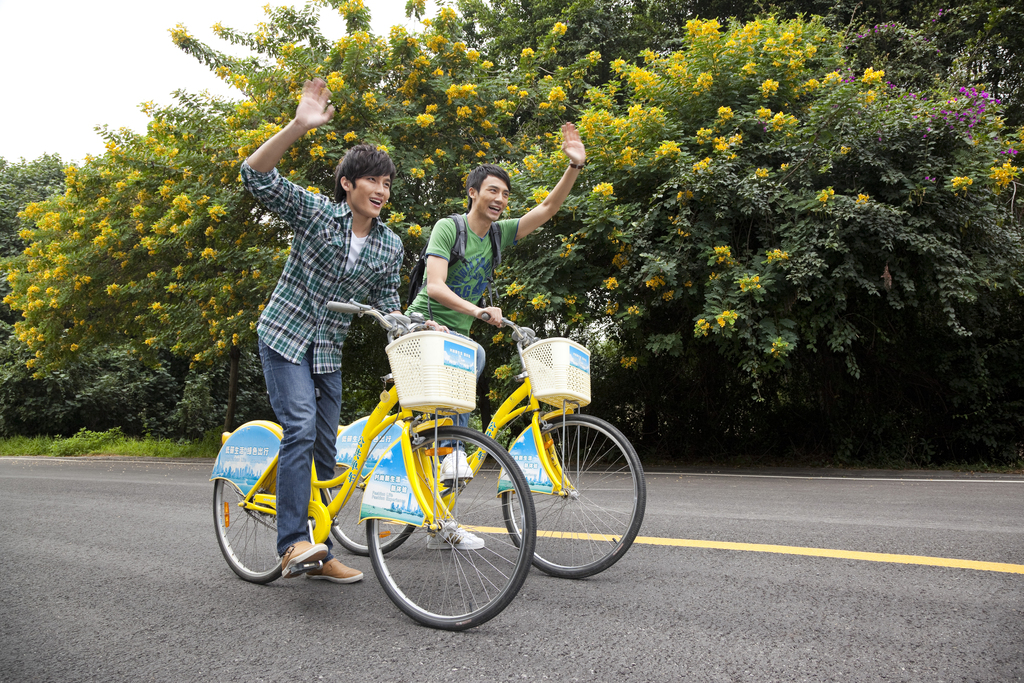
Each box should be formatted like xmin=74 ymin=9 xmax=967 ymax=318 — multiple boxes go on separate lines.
xmin=241 ymin=78 xmax=403 ymax=583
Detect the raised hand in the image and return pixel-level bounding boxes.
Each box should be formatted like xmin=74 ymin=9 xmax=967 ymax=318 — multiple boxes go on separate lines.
xmin=561 ymin=122 xmax=586 ymax=166
xmin=293 ymin=78 xmax=336 ymax=132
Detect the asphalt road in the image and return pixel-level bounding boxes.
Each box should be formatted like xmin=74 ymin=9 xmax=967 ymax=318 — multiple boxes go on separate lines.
xmin=1 ymin=457 xmax=1022 ymax=682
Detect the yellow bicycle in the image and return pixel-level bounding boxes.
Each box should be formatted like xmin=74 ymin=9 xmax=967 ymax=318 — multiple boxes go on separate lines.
xmin=330 ymin=313 xmax=646 ymax=579
xmin=485 ymin=314 xmax=646 ymax=578
xmin=211 ymin=301 xmax=537 ymax=630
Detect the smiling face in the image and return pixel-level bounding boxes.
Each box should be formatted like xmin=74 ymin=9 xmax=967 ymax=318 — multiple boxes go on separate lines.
xmin=468 ymin=174 xmax=510 ymax=223
xmin=341 ymin=174 xmax=391 ymax=230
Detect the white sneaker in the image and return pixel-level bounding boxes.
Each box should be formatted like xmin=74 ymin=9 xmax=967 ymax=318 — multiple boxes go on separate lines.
xmin=427 ymin=523 xmax=486 ymax=550
xmin=439 ymin=446 xmax=474 ymax=483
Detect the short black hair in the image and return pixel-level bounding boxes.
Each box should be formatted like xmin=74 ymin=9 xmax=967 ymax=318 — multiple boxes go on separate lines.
xmin=334 ymin=144 xmax=397 ymax=202
xmin=466 ymin=164 xmax=512 ymax=210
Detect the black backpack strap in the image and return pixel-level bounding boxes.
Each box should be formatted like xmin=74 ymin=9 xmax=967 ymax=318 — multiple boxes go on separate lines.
xmin=488 ymin=221 xmax=502 ymax=269
xmin=480 ymin=221 xmax=503 ymax=308
xmin=448 ymin=214 xmax=468 ymax=267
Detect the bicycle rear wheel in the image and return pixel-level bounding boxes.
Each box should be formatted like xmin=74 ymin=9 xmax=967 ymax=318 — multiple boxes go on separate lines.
xmin=213 ymin=478 xmax=282 ymax=584
xmin=502 ymin=414 xmax=646 ymax=579
xmin=367 ymin=426 xmax=536 ymax=631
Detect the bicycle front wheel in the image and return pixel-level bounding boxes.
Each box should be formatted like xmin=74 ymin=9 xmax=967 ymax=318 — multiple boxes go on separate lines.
xmin=213 ymin=478 xmax=282 ymax=584
xmin=503 ymin=414 xmax=646 ymax=579
xmin=367 ymin=426 xmax=536 ymax=631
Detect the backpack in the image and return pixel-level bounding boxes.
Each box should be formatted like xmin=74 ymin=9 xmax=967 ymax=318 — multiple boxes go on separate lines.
xmin=406 ymin=214 xmax=503 ymax=311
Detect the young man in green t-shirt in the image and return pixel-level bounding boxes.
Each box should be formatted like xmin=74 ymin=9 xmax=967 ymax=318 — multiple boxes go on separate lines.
xmin=407 ymin=122 xmax=587 ymax=488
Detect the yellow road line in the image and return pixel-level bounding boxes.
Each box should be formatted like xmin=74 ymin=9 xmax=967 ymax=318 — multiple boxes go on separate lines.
xmin=468 ymin=526 xmax=1024 ymax=574
xmin=632 ymin=536 xmax=1024 ymax=574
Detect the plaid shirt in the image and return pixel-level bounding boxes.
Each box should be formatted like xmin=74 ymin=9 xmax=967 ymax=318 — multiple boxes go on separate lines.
xmin=242 ymin=161 xmax=403 ymax=373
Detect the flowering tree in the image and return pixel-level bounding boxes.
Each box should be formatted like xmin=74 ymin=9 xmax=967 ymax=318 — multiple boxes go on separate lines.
xmin=4 ymin=0 xmax=559 ymax=423
xmin=489 ymin=16 xmax=1023 ymax=460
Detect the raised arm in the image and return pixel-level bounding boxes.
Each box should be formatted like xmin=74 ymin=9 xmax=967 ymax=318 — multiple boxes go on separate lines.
xmin=515 ymin=122 xmax=587 ymax=240
xmin=246 ymin=79 xmax=336 ymax=173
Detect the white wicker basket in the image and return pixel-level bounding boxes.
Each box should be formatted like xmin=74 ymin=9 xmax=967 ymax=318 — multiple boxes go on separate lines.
xmin=522 ymin=338 xmax=591 ymax=408
xmin=385 ymin=331 xmax=477 ymax=413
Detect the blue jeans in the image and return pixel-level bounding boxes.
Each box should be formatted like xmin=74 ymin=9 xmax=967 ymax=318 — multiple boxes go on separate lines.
xmin=259 ymin=340 xmax=342 ymax=559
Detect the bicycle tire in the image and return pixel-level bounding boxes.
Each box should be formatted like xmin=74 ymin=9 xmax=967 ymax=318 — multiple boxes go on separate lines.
xmin=213 ymin=478 xmax=282 ymax=584
xmin=502 ymin=414 xmax=646 ymax=579
xmin=367 ymin=426 xmax=536 ymax=631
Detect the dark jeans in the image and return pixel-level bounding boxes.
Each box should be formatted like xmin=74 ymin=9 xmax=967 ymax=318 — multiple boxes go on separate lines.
xmin=259 ymin=340 xmax=341 ymax=559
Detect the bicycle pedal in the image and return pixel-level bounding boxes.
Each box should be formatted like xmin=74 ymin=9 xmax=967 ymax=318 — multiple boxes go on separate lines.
xmin=282 ymin=559 xmax=323 ymax=578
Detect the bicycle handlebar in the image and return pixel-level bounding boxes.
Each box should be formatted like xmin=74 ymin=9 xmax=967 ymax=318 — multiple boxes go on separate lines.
xmin=479 ymin=312 xmax=537 ymax=346
xmin=327 ymin=300 xmax=430 ymax=340
xmin=329 ymin=300 xmax=541 ymax=347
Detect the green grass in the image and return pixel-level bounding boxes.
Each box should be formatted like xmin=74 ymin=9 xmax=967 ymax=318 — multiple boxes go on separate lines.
xmin=0 ymin=428 xmax=221 ymax=459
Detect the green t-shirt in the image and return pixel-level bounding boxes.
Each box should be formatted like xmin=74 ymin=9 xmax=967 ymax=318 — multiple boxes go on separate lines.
xmin=407 ymin=214 xmax=519 ymax=335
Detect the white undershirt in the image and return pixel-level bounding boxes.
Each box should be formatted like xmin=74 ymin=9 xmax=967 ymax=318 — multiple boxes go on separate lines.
xmin=346 ymin=234 xmax=368 ymax=274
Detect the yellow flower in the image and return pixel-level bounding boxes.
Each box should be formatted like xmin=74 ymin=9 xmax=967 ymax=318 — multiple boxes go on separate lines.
xmin=344 ymin=131 xmax=357 ymax=142
xmin=756 ymin=107 xmax=773 ymax=120
xmin=760 ymin=79 xmax=779 ymax=97
xmin=692 ymin=157 xmax=712 ymax=174
xmin=738 ymin=274 xmax=761 ymax=292
xmin=604 ymin=276 xmax=619 ymax=290
xmin=840 ymin=146 xmax=851 ymax=155
xmin=620 ymin=356 xmax=638 ymax=369
xmin=415 ymin=113 xmax=435 ymax=127
xmin=521 ymin=47 xmax=535 ymax=60
xmin=547 ymin=86 xmax=566 ymax=102
xmin=717 ymin=106 xmax=733 ymax=120
xmin=716 ymin=310 xmax=738 ymax=327
xmin=951 ymin=176 xmax=973 ymax=194
xmin=816 ymin=187 xmax=835 ymax=204
xmin=552 ymin=22 xmax=568 ymax=36
xmin=645 ymin=275 xmax=666 ymax=289
xmin=856 ymin=193 xmax=870 ymax=204
xmin=592 ymin=182 xmax=615 ymax=197
xmin=862 ymin=67 xmax=885 ymax=85
xmin=532 ymin=188 xmax=550 ymax=204
xmin=694 ymin=319 xmax=711 ymax=337
xmin=755 ymin=168 xmax=769 ymax=178
xmin=531 ymin=294 xmax=550 ymax=310
xmin=989 ymin=162 xmax=1019 ymax=190
xmin=713 ymin=245 xmax=736 ymax=265
xmin=694 ymin=72 xmax=713 ymax=94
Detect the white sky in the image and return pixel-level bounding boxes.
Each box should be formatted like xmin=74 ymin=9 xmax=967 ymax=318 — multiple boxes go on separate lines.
xmin=0 ymin=0 xmax=431 ymax=165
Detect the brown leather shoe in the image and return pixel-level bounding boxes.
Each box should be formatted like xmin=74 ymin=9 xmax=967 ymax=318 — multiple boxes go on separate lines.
xmin=305 ymin=558 xmax=364 ymax=584
xmin=280 ymin=541 xmax=328 ymax=578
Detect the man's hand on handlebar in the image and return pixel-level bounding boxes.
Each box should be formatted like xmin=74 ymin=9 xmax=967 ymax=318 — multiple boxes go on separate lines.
xmin=477 ymin=306 xmax=504 ymax=327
